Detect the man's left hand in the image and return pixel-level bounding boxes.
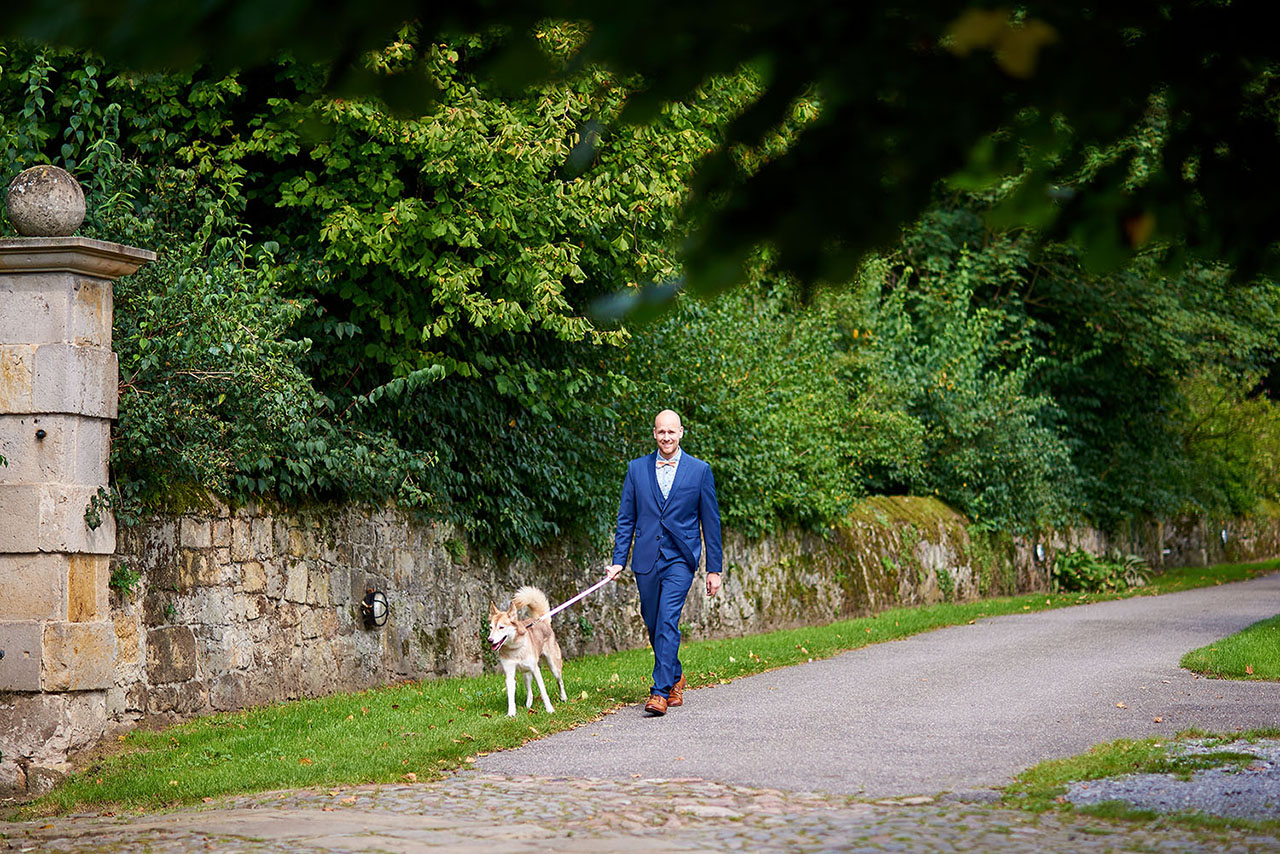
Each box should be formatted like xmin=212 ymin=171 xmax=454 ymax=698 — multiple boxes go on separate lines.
xmin=706 ymin=573 xmax=722 ymax=597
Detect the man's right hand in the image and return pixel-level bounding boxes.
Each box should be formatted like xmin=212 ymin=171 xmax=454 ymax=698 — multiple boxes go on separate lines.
xmin=605 ymin=564 xmax=624 ymax=581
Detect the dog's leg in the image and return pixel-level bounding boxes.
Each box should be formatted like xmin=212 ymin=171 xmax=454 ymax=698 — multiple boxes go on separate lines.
xmin=524 ymin=668 xmax=535 ymax=709
xmin=502 ymin=660 xmax=518 ymax=718
xmin=546 ymin=642 xmax=567 ymax=701
xmin=531 ymin=663 xmax=555 ymax=713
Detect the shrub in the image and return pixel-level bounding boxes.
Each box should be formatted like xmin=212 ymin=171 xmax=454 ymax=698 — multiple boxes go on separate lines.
xmin=1050 ymin=549 xmax=1150 ymax=593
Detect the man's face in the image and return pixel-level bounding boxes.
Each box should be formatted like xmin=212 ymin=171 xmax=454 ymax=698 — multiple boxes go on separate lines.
xmin=654 ymin=413 xmax=684 ymax=458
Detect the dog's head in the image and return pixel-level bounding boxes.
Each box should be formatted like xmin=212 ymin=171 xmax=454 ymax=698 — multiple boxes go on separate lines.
xmin=487 ymin=601 xmax=518 ymax=651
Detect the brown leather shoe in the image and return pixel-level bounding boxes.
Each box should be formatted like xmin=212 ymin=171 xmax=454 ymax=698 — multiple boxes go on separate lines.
xmin=644 ymin=694 xmax=668 ymax=716
xmin=667 ymin=675 xmax=686 ymax=707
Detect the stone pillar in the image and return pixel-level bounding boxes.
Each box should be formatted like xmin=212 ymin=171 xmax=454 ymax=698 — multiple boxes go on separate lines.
xmin=0 ymin=165 xmax=155 ymax=795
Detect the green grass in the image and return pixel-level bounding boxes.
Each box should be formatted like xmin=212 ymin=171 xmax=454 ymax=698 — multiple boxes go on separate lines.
xmin=16 ymin=558 xmax=1279 ymax=818
xmin=1181 ymin=614 xmax=1280 ymax=680
xmin=1005 ymin=729 xmax=1280 ymax=832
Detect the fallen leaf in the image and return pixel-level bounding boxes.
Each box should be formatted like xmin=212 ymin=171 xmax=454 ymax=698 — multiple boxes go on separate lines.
xmin=481 ymin=712 xmax=492 ymax=718
xmin=341 ymin=797 xmax=358 ymax=804
xmin=169 ymin=780 xmax=179 ymax=786
xmin=674 ymin=756 xmax=685 ymax=761
xmin=361 ymin=706 xmax=369 ymax=716
xmin=299 ymin=757 xmax=314 ymax=765
xmin=402 ymin=773 xmax=418 ymax=782
xmin=202 ymin=797 xmax=214 ymax=803
xmin=1153 ymin=717 xmax=1163 ymax=723
xmin=328 ymin=790 xmax=340 ymax=796
xmin=322 ymin=806 xmax=334 ymax=812
xmin=728 ymin=656 xmax=736 ymax=663
xmin=1116 ymin=702 xmax=1127 ymax=709
xmin=464 ymin=756 xmax=475 ymax=763
xmin=529 ymin=726 xmax=539 ymax=734
xmin=610 ymin=673 xmax=620 ymax=682
xmin=579 ymin=691 xmax=589 ymax=700
xmin=346 ymin=714 xmax=354 ymax=721
xmin=631 ymin=773 xmax=642 ymax=778
xmin=1246 ymin=664 xmax=1254 ymax=675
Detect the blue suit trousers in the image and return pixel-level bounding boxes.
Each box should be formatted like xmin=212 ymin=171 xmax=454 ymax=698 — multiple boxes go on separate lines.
xmin=636 ymin=548 xmax=695 ymax=698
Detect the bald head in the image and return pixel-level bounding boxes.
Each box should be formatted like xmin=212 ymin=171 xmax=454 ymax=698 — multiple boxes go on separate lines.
xmin=653 ymin=410 xmax=684 ymax=459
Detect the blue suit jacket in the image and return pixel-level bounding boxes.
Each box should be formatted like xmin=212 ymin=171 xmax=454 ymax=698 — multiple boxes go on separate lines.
xmin=612 ymin=451 xmax=724 ymax=575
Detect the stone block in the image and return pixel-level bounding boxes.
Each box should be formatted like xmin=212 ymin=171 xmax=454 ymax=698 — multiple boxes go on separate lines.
xmin=113 ymin=612 xmax=141 ymax=677
xmin=212 ymin=518 xmax=232 ymax=548
xmin=250 ymin=516 xmax=274 ymax=558
xmin=0 ymin=483 xmax=115 ymax=554
xmin=41 ymin=620 xmax=116 ymax=690
xmin=179 ymin=517 xmax=212 ymax=549
xmin=0 ymin=620 xmax=43 ymax=690
xmin=241 ymin=560 xmax=267 ymax=593
xmin=146 ymin=681 xmax=207 ymax=717
xmin=307 ymin=566 xmax=331 ymax=605
xmin=196 ymin=588 xmax=234 ymax=627
xmin=67 ymin=555 xmax=109 ymax=622
xmin=0 ymin=345 xmax=35 ymax=411
xmin=0 ymin=343 xmax=119 ymax=418
xmin=0 ymin=553 xmax=67 ymax=620
xmin=210 ymin=672 xmax=248 ymax=711
xmin=0 ymin=414 xmax=110 ymax=486
xmin=0 ymin=272 xmax=112 ymax=346
xmin=0 ymin=760 xmax=26 ymax=796
xmin=230 ymin=518 xmax=252 ymax=561
xmin=0 ymin=691 xmax=103 ymax=778
xmin=26 ymin=764 xmax=66 ymax=795
xmin=284 ymin=561 xmax=309 ymax=603
xmin=146 ymin=625 xmax=197 ymax=684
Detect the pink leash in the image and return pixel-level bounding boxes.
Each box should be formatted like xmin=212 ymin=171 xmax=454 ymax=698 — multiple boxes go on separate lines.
xmin=531 ymin=574 xmax=613 ymax=624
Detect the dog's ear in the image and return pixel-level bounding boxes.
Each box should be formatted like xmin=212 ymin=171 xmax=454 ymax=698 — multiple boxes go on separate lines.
xmin=489 ymin=601 xmax=501 ymax=617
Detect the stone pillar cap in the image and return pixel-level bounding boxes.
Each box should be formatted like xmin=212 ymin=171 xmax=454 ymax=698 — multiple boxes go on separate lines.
xmin=0 ymin=236 xmax=157 ymax=279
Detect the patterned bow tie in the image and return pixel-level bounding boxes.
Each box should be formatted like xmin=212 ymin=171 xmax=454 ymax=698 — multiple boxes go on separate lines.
xmin=657 ymin=459 xmax=678 ymax=467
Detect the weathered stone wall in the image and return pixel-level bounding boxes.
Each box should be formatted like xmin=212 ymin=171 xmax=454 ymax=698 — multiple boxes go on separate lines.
xmin=101 ymin=495 xmax=1280 ymax=736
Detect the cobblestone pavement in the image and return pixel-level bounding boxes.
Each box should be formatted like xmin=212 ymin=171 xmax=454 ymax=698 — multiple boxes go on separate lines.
xmin=6 ymin=772 xmax=1278 ymax=853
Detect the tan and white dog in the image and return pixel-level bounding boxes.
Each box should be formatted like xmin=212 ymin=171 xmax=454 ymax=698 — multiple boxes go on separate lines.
xmin=488 ymin=587 xmax=567 ymax=718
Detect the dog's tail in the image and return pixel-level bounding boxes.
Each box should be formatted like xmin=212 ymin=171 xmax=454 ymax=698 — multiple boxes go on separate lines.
xmin=511 ymin=586 xmax=551 ymax=619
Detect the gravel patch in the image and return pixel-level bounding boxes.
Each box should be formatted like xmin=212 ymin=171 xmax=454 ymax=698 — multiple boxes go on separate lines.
xmin=1066 ymin=738 xmax=1280 ymax=822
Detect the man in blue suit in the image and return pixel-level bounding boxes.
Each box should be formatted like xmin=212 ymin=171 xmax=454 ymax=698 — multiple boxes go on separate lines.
xmin=606 ymin=409 xmax=723 ymax=716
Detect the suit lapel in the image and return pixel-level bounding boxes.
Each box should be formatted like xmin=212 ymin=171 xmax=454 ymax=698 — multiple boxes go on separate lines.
xmin=645 ymin=451 xmax=663 ymax=509
xmin=667 ymin=452 xmax=692 ymax=504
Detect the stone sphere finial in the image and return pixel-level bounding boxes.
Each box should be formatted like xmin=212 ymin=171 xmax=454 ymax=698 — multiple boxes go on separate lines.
xmin=6 ymin=165 xmax=86 ymax=237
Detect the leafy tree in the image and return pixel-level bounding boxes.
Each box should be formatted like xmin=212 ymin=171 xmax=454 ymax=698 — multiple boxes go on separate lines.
xmin=0 ymin=34 xmax=762 ymax=551
xmin=8 ymin=3 xmax=1280 ymax=295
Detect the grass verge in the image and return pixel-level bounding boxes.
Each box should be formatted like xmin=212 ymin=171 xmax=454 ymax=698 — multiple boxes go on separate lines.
xmin=15 ymin=558 xmax=1279 ymax=819
xmin=1181 ymin=614 xmax=1280 ymax=680
xmin=1004 ymin=729 xmax=1280 ymax=832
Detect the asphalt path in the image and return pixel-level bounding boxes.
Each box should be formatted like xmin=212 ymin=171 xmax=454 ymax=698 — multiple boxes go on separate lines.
xmin=478 ymin=571 xmax=1280 ymax=797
